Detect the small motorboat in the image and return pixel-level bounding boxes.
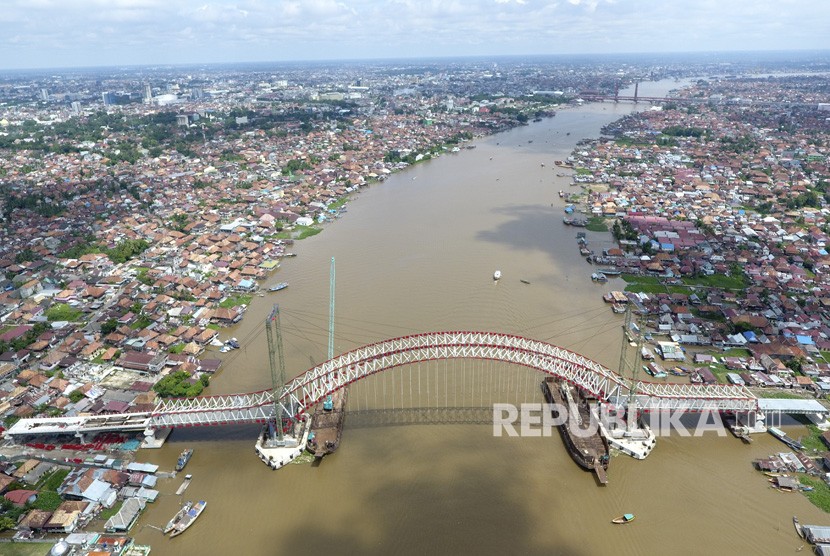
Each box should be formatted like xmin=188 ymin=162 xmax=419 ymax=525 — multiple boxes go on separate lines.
xmin=794 ymin=515 xmax=805 ymax=538
xmin=493 ymin=270 xmax=502 ymax=281
xmin=268 ymin=282 xmax=289 ymax=292
xmin=520 ymin=279 xmax=530 ymax=285
xmin=611 ymin=514 xmax=635 ymax=524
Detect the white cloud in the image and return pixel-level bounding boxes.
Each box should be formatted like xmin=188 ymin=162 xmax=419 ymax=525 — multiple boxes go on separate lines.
xmin=0 ymin=0 xmax=828 ymax=69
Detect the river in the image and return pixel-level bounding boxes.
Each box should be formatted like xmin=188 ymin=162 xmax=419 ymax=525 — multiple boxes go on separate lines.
xmin=133 ymin=80 xmax=824 ymax=555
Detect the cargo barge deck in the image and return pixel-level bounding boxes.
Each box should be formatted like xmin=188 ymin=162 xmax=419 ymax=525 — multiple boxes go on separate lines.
xmin=307 ymin=387 xmax=347 ymax=458
xmin=541 ymin=377 xmax=609 ymax=484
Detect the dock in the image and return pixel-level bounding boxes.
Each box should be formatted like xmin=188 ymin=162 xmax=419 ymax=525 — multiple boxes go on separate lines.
xmin=307 ymin=387 xmax=347 ymax=458
xmin=175 ymin=475 xmax=192 ymax=495
xmin=541 ymin=377 xmax=609 ymax=484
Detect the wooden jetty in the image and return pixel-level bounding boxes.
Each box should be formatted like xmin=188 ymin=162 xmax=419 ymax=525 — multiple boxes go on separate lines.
xmin=307 ymin=387 xmax=347 ymax=458
xmin=541 ymin=377 xmax=610 ymax=484
xmin=175 ymin=474 xmax=192 ymax=495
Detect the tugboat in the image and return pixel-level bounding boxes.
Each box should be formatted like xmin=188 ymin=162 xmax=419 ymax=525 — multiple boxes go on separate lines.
xmin=176 ymin=449 xmax=193 ymax=472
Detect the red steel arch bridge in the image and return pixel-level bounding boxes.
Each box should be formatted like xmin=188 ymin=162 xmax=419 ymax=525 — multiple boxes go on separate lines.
xmin=5 ymin=331 xmax=764 ymax=444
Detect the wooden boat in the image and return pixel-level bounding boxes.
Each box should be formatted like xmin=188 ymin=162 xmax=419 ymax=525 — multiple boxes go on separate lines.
xmin=163 ymin=501 xmax=192 ymax=534
xmin=794 ymin=516 xmax=805 ymax=539
xmin=268 ymin=282 xmax=289 ymax=292
xmin=520 ymin=279 xmax=531 ymax=285
xmin=612 ymin=514 xmax=635 ymax=524
xmin=169 ymin=500 xmax=206 ymax=538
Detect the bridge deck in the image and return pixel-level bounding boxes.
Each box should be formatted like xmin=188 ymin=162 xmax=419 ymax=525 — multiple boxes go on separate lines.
xmin=4 ymin=332 xmax=764 ymax=440
xmin=757 ymin=398 xmax=828 ymax=415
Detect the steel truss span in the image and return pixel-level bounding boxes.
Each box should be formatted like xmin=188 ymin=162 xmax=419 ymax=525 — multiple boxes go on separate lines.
xmin=281 ymin=331 xmax=758 ymax=416
xmin=5 ymin=331 xmax=760 ymax=439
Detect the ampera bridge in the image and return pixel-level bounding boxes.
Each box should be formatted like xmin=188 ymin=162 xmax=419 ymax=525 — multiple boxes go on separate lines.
xmin=5 ymin=331 xmax=826 ymax=468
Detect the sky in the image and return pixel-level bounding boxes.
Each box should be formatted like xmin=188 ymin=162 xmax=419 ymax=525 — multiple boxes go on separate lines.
xmin=1 ymin=0 xmax=829 ymax=70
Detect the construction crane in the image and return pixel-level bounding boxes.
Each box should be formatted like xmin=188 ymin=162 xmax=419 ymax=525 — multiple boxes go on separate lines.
xmin=618 ymin=302 xmax=645 ymax=433
xmin=323 ymin=257 xmax=335 ymax=411
xmin=265 ymin=304 xmax=288 ymax=444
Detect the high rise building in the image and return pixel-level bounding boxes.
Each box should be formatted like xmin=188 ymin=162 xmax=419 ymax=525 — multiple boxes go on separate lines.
xmin=144 ymin=82 xmax=153 ymax=103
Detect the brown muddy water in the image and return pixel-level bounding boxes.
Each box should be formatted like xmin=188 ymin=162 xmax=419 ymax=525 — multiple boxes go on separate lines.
xmin=133 ymin=81 xmax=823 ymax=555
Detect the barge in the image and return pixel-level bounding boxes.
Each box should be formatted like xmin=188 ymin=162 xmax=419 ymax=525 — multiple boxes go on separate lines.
xmin=541 ymin=377 xmax=610 ymax=484
xmin=306 ymin=386 xmax=347 ymax=458
xmin=767 ymin=426 xmax=804 ymax=450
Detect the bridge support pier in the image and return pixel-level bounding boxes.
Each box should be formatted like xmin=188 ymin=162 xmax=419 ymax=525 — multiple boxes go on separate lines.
xmin=736 ymin=411 xmax=766 ymax=434
xmin=140 ymin=427 xmax=172 ymax=449
xmin=807 ymin=412 xmax=830 ymax=431
xmin=255 ymin=417 xmax=310 ymax=470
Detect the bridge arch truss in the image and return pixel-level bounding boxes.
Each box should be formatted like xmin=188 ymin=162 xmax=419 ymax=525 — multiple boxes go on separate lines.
xmin=6 ymin=332 xmax=761 ymax=439
xmin=276 ymin=331 xmax=758 ymax=419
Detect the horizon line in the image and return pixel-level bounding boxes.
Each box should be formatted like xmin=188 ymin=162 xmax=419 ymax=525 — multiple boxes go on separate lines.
xmin=3 ymin=48 xmax=830 ymax=74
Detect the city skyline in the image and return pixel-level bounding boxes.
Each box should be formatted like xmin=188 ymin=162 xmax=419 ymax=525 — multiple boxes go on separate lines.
xmin=2 ymin=0 xmax=830 ymax=71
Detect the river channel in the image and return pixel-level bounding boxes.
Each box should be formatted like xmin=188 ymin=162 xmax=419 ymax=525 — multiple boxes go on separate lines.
xmin=133 ymin=80 xmax=825 ymax=555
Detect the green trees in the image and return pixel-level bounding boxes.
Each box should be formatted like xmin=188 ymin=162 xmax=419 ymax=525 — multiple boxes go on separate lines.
xmin=100 ymin=318 xmax=118 ymax=335
xmin=612 ymin=219 xmax=638 ymax=242
xmin=282 ymin=158 xmax=313 ymax=175
xmin=106 ymin=239 xmax=150 ymax=264
xmin=153 ymin=371 xmax=208 ymax=398
xmin=661 ymin=125 xmax=704 ymax=138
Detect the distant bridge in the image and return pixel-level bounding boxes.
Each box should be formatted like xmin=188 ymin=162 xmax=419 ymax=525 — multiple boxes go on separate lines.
xmin=5 ymin=331 xmax=773 ymax=443
xmin=578 ymin=92 xmax=818 ymax=109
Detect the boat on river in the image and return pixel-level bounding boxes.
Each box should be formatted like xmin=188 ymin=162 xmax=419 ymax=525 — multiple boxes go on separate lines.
xmin=268 ymin=282 xmax=289 ymax=292
xmin=163 ymin=501 xmax=192 ymax=534
xmin=307 ymin=387 xmax=347 ymax=458
xmin=540 ymin=378 xmax=609 ymax=484
xmin=612 ymin=514 xmax=635 ymax=524
xmin=169 ymin=500 xmax=206 ymax=538
xmin=794 ymin=516 xmax=805 ymax=539
xmin=591 ymin=272 xmax=607 ymax=283
xmin=175 ymin=449 xmax=193 ymax=472
xmin=493 ymin=270 xmax=502 ymax=281
xmin=768 ymin=426 xmax=804 ymax=450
